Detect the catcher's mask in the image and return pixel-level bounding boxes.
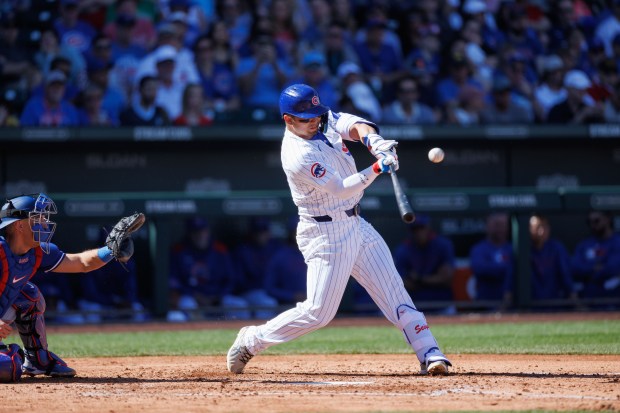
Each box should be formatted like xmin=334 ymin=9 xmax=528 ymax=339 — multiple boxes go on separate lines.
xmin=0 ymin=193 xmax=57 ymax=253
xmin=279 ymin=83 xmax=330 ymax=132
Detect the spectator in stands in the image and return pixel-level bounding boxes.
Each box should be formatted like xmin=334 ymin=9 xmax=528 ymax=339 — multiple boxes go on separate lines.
xmin=236 ymin=33 xmax=295 ymax=114
xmin=320 ymin=22 xmax=360 ymax=81
xmin=119 ymin=74 xmax=170 ymax=126
xmin=54 ymin=0 xmax=97 ymax=54
xmin=292 ymin=51 xmax=339 ymax=111
xmin=104 ymin=0 xmax=157 ymax=50
xmin=108 ymin=13 xmax=147 ymax=99
xmin=0 ymin=92 xmax=20 ymax=127
xmin=0 ymin=13 xmax=37 ymax=96
xmin=264 ymin=217 xmax=306 ymax=306
xmin=297 ymin=0 xmax=332 ymax=56
xmin=354 ymin=18 xmax=405 ymax=103
xmin=34 ymin=29 xmax=87 ymax=92
xmin=595 ymin=0 xmax=620 ymax=57
xmin=76 ymin=84 xmax=118 ymax=126
xmin=173 ymin=83 xmax=213 ymax=126
xmin=168 ymin=216 xmax=249 ymax=322
xmin=166 ymin=0 xmax=208 ymax=48
xmin=337 ymin=61 xmax=382 ymax=121
xmin=216 ymin=0 xmax=253 ymax=51
xmin=435 ymin=53 xmax=483 ymax=119
xmin=165 ymin=9 xmax=199 ymax=50
xmin=571 ymin=210 xmax=620 ymax=303
xmin=86 ymin=56 xmax=126 ymax=123
xmin=481 ymin=74 xmax=533 ymax=124
xmin=469 ymin=212 xmax=514 ymax=311
xmin=152 ymin=45 xmax=185 ymax=119
xmin=534 ymin=55 xmax=567 ymax=121
xmin=20 ymin=70 xmax=80 ymax=126
xmin=393 ymin=215 xmax=456 ymax=314
xmin=529 ymin=214 xmax=578 ymax=303
xmin=268 ymin=0 xmax=301 ymax=60
xmin=31 ymin=56 xmax=81 ymax=103
xmin=233 ymin=217 xmax=280 ymax=319
xmin=382 ymin=75 xmax=436 ymax=124
xmin=547 ymin=70 xmax=604 ymax=123
xmin=78 ymin=228 xmax=146 ymax=323
xmin=193 ymin=33 xmax=241 ymax=114
xmin=451 ymin=84 xmax=486 ymax=125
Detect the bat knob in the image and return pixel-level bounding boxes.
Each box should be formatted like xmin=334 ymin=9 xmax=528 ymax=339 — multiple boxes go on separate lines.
xmin=403 ymin=212 xmax=415 ymax=224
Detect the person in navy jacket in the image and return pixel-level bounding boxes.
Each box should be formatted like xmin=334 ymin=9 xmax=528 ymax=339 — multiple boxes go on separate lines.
xmin=571 ymin=210 xmax=620 ymax=304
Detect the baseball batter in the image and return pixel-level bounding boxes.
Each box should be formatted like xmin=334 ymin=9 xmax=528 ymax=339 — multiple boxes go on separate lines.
xmin=227 ymin=84 xmax=452 ymax=375
xmin=0 ymin=193 xmax=144 ymax=382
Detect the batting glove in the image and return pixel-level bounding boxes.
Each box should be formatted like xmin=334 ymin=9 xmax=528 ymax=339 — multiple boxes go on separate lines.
xmin=362 ymin=133 xmax=398 ymax=160
xmin=372 ymin=154 xmax=399 ymax=174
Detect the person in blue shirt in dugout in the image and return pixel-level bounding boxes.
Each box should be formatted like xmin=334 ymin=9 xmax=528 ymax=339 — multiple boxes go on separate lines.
xmin=529 ymin=214 xmax=578 ymax=306
xmin=469 ymin=212 xmax=514 ymax=311
xmin=393 ymin=215 xmax=455 ymax=313
xmin=264 ymin=217 xmax=306 ymax=305
xmin=571 ymin=210 xmax=620 ymax=305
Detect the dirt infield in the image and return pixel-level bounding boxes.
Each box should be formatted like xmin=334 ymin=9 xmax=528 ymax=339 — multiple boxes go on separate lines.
xmin=1 ymin=313 xmax=619 ymax=413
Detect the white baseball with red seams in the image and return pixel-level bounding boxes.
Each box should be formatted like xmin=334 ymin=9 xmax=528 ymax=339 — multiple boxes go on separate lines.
xmin=231 ymin=110 xmax=451 ymax=374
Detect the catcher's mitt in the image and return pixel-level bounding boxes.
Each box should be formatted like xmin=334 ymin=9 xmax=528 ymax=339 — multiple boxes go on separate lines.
xmin=105 ymin=212 xmax=145 ymax=262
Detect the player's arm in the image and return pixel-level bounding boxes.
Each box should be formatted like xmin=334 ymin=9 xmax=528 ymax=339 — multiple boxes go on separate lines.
xmin=53 ymin=249 xmax=110 ymax=273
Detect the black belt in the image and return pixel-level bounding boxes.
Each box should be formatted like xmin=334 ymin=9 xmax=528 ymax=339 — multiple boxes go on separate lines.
xmin=311 ymin=204 xmax=360 ymax=222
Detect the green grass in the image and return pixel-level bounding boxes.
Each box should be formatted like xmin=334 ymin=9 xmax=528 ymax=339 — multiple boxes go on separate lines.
xmin=6 ymin=320 xmax=619 ymax=358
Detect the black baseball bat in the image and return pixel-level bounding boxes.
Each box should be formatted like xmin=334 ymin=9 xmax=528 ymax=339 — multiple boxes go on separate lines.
xmin=389 ymin=166 xmax=415 ymax=224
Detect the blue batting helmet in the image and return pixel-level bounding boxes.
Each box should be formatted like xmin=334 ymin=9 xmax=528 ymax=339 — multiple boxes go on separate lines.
xmin=279 ymin=84 xmax=330 ymax=119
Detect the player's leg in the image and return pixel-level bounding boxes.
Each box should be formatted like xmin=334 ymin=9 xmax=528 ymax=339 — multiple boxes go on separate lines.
xmin=227 ymin=219 xmax=361 ymax=373
xmin=350 ymin=219 xmax=451 ymax=375
xmin=8 ymin=282 xmax=76 ymax=377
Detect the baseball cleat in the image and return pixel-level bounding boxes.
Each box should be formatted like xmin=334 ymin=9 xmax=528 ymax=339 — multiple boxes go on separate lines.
xmin=420 ymin=354 xmax=452 ymax=376
xmin=23 ymin=350 xmax=76 ymax=378
xmin=227 ymin=326 xmax=254 ymax=374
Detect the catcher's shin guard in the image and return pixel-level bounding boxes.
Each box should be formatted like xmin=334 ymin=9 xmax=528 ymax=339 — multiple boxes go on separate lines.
xmin=13 ymin=283 xmax=76 ymax=377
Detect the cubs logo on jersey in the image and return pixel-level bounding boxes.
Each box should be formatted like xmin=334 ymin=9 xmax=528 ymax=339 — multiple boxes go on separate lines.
xmin=310 ymin=163 xmax=326 ymax=178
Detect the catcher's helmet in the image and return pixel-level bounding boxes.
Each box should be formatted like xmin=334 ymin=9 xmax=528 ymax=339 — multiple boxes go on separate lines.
xmin=279 ymin=83 xmax=330 ymax=119
xmin=0 ymin=193 xmax=57 ymax=252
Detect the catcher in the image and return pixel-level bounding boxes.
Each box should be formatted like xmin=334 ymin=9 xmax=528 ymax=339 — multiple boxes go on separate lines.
xmin=0 ymin=193 xmax=144 ymax=381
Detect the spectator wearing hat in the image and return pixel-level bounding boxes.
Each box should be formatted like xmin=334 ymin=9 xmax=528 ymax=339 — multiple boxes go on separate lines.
xmin=151 ymin=45 xmax=186 ymax=119
xmin=462 ymin=0 xmax=502 ymax=54
xmin=337 ymin=61 xmax=382 ymax=121
xmin=450 ymin=84 xmax=486 ymax=125
xmin=119 ymin=74 xmax=170 ymax=126
xmin=232 ymin=217 xmax=280 ymax=319
xmin=481 ymin=74 xmax=533 ymax=124
xmin=393 ymin=215 xmax=456 ymax=314
xmin=168 ymin=216 xmax=250 ymax=322
xmin=534 ymin=54 xmax=567 ymax=120
xmin=469 ymin=212 xmax=514 ymax=312
xmin=382 ymin=75 xmax=436 ymax=124
xmin=20 ymin=70 xmax=80 ymax=126
xmin=86 ymin=55 xmax=126 ymax=122
xmin=547 ymin=70 xmax=604 ymax=123
xmin=292 ymin=51 xmax=339 ymax=111
xmin=193 ymin=33 xmax=241 ymax=114
xmin=54 ymin=0 xmax=97 ymax=54
xmin=165 ymin=0 xmax=208 ymax=48
xmin=108 ymin=13 xmax=148 ymax=100
xmin=104 ymin=0 xmax=157 ymax=51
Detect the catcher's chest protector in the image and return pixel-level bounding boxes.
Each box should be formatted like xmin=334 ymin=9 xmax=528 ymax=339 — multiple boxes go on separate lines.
xmin=0 ymin=240 xmax=43 ymax=317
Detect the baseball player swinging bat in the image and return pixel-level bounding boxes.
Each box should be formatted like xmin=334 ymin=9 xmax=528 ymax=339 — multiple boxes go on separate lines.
xmin=389 ymin=165 xmax=415 ymax=224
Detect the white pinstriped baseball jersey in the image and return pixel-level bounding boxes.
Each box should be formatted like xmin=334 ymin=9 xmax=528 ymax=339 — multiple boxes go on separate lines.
xmin=238 ymin=110 xmax=450 ymax=371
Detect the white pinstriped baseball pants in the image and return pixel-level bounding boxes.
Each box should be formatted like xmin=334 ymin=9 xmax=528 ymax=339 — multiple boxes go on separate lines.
xmin=245 ymin=215 xmax=417 ymax=354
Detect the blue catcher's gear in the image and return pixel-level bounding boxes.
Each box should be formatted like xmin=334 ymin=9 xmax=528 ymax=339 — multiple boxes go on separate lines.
xmin=0 ymin=194 xmax=57 ymax=253
xmin=0 ymin=343 xmax=24 ymax=383
xmin=279 ymin=84 xmax=330 ymax=120
xmin=23 ymin=349 xmax=76 ymax=378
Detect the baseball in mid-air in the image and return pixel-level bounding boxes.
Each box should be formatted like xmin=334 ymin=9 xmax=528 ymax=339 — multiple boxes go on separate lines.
xmin=428 ymin=147 xmax=445 ymax=163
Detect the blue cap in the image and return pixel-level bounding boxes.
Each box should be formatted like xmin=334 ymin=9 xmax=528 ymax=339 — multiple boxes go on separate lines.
xmin=303 ymin=51 xmax=325 ymax=67
xmin=279 ymin=83 xmax=330 ymax=119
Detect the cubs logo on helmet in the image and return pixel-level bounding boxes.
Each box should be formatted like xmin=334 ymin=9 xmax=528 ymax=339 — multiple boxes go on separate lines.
xmin=310 ymin=163 xmax=326 ymax=178
xmin=279 ymin=84 xmax=330 ymax=119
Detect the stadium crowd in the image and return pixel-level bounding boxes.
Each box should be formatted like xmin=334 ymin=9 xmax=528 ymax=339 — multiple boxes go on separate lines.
xmin=1 ymin=0 xmax=620 ymax=126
